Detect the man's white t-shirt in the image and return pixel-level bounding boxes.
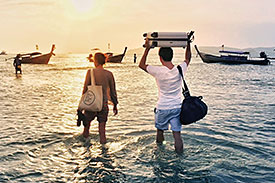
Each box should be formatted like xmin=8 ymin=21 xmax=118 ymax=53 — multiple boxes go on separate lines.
xmin=147 ymin=62 xmax=188 ymax=110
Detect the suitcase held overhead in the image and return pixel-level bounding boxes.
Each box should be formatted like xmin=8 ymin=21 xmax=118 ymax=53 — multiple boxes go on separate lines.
xmin=143 ymin=31 xmax=194 ymax=48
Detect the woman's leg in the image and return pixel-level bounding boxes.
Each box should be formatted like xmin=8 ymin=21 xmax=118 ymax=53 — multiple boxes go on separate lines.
xmin=98 ymin=122 xmax=106 ymax=144
xmin=83 ymin=121 xmax=91 ymax=138
xmin=82 ymin=111 xmax=96 ymax=138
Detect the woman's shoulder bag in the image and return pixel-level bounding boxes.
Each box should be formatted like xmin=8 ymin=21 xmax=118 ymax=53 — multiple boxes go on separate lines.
xmin=78 ymin=69 xmax=103 ymax=112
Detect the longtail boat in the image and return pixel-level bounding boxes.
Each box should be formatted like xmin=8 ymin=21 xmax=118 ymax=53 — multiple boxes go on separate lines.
xmin=0 ymin=51 xmax=7 ymax=55
xmin=21 ymin=45 xmax=55 ymax=64
xmin=88 ymin=47 xmax=127 ymax=63
xmin=194 ymin=45 xmax=270 ymax=65
xmin=106 ymin=47 xmax=127 ymax=63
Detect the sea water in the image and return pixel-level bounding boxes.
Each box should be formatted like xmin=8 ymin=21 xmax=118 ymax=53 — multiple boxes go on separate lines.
xmin=0 ymin=49 xmax=274 ymax=182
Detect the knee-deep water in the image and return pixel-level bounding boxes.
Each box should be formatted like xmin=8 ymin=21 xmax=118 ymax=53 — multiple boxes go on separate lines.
xmin=0 ymin=49 xmax=274 ymax=182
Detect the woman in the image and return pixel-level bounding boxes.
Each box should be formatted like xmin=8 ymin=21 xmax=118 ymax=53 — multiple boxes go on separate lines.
xmin=80 ymin=52 xmax=118 ymax=144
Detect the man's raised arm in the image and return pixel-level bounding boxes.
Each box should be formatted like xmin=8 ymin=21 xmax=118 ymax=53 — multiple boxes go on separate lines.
xmin=139 ymin=38 xmax=151 ymax=72
xmin=184 ymin=42 xmax=191 ymax=66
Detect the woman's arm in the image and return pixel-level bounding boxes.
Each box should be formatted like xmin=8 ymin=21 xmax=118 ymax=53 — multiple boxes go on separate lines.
xmin=109 ymin=72 xmax=118 ymax=115
xmin=82 ymin=70 xmax=91 ymax=95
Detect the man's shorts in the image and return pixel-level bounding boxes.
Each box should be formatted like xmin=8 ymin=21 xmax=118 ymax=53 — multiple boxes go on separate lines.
xmin=84 ymin=104 xmax=109 ymax=123
xmin=154 ymin=108 xmax=182 ymax=131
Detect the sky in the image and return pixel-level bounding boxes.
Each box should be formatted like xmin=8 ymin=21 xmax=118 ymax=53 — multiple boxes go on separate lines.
xmin=0 ymin=0 xmax=275 ymax=53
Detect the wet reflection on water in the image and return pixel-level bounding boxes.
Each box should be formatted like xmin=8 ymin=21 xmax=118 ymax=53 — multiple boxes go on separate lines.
xmin=0 ymin=52 xmax=274 ymax=182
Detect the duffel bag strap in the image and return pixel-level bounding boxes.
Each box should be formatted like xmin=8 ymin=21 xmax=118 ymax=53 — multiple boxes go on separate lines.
xmin=177 ymin=65 xmax=191 ymax=98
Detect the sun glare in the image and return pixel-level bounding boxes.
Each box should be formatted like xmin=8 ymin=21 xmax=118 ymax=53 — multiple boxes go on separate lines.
xmin=62 ymin=0 xmax=99 ymax=20
xmin=71 ymin=0 xmax=94 ymax=13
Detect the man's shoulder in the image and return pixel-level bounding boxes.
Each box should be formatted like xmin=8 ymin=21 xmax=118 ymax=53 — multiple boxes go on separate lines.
xmin=147 ymin=65 xmax=166 ymax=75
xmin=178 ymin=62 xmax=187 ymax=67
xmin=147 ymin=65 xmax=166 ymax=71
xmin=177 ymin=62 xmax=188 ymax=74
xmin=147 ymin=65 xmax=163 ymax=68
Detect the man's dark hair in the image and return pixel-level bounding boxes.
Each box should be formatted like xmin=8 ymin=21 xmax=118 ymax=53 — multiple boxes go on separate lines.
xmin=159 ymin=47 xmax=173 ymax=61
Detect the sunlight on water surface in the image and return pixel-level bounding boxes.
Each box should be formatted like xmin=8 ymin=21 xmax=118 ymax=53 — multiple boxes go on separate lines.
xmin=0 ymin=51 xmax=274 ymax=182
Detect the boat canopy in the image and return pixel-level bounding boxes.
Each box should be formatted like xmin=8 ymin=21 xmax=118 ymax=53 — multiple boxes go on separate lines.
xmin=219 ymin=50 xmax=250 ymax=55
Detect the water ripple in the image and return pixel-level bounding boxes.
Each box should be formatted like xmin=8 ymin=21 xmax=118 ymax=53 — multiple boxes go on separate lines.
xmin=0 ymin=54 xmax=274 ymax=182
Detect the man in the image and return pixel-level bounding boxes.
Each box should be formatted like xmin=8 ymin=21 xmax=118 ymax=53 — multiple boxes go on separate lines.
xmin=139 ymin=38 xmax=191 ymax=153
xmin=13 ymin=54 xmax=22 ymax=74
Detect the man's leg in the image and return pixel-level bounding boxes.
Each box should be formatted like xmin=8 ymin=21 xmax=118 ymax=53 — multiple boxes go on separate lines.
xmin=156 ymin=129 xmax=164 ymax=144
xmin=173 ymin=131 xmax=183 ymax=154
xmin=99 ymin=122 xmax=106 ymax=144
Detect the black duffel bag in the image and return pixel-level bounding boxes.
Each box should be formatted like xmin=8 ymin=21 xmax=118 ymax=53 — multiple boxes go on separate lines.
xmin=177 ymin=65 xmax=208 ymax=125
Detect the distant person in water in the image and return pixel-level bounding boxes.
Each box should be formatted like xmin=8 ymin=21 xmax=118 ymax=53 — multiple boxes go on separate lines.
xmin=260 ymin=51 xmax=267 ymax=59
xmin=78 ymin=52 xmax=118 ymax=143
xmin=134 ymin=53 xmax=137 ymax=63
xmin=13 ymin=54 xmax=22 ymax=74
xmin=139 ymin=38 xmax=192 ymax=154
